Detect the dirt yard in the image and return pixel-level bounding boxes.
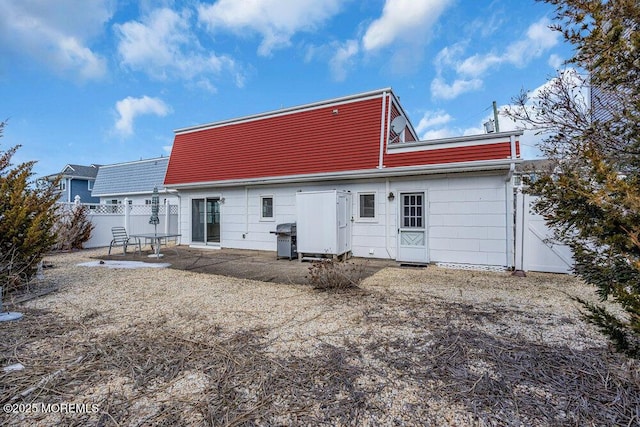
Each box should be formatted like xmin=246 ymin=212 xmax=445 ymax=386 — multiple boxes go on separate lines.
xmin=1 ymin=248 xmax=639 ymax=426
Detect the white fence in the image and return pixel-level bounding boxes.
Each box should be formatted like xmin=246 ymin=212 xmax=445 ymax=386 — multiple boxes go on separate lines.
xmin=514 ymin=191 xmax=574 ymax=274
xmin=58 ymin=198 xmax=179 ymax=249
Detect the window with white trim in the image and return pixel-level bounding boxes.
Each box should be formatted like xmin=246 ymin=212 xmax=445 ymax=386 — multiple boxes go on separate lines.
xmin=260 ymin=196 xmax=274 ymax=220
xmin=358 ymin=193 xmax=376 ymax=220
xmin=87 ymin=180 xmax=93 ymax=191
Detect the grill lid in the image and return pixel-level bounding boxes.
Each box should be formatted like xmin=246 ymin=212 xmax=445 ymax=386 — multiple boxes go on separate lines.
xmin=275 ymin=222 xmax=296 ymax=234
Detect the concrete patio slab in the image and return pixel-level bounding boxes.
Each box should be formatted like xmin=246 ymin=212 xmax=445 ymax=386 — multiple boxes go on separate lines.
xmin=99 ymin=246 xmax=399 ymax=285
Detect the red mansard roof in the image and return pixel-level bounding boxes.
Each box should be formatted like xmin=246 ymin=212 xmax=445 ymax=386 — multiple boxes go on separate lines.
xmin=165 ymin=89 xmax=520 ymax=187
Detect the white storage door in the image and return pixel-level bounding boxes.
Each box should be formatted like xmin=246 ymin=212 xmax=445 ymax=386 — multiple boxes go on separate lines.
xmin=296 ymin=190 xmax=352 ymax=256
xmin=296 ymin=190 xmax=338 ymax=254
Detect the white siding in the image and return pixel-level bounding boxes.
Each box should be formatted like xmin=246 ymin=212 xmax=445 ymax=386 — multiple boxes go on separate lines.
xmin=427 ymin=174 xmax=508 ymax=267
xmin=174 ymin=172 xmax=511 ymax=267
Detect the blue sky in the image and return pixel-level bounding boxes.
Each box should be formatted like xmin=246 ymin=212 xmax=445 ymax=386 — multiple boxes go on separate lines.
xmin=0 ymin=0 xmax=573 ymax=177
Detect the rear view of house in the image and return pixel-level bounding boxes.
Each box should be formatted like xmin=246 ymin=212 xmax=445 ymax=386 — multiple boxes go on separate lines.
xmin=165 ymin=88 xmax=522 ymax=269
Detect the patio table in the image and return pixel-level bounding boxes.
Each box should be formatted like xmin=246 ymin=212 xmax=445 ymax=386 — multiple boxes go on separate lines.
xmin=129 ymin=233 xmax=181 ymax=258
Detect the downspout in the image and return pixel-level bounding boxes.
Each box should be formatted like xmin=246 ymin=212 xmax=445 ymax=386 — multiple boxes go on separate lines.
xmin=378 ymin=91 xmax=387 ymax=169
xmin=244 ymin=186 xmax=249 ymax=238
xmin=175 ymin=192 xmax=182 ymax=245
xmin=385 ymin=178 xmax=393 ymax=259
xmin=504 ymin=134 xmax=517 ymax=269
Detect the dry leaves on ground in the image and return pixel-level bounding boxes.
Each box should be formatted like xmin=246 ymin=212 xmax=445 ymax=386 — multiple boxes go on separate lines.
xmin=1 ymin=248 xmax=638 ymax=426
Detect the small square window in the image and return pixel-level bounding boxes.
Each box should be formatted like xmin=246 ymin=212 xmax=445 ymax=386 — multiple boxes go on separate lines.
xmin=261 ymin=196 xmax=274 ymax=220
xmin=359 ymin=193 xmax=375 ymax=219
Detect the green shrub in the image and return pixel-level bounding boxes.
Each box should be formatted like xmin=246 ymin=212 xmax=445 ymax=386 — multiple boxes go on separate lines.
xmin=0 ymin=121 xmax=59 ymax=293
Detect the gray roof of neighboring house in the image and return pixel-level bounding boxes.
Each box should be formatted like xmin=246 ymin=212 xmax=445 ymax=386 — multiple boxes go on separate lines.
xmin=44 ymin=164 xmax=100 ymax=180
xmin=515 ymin=159 xmax=553 ymax=173
xmin=91 ymin=157 xmax=170 ymax=197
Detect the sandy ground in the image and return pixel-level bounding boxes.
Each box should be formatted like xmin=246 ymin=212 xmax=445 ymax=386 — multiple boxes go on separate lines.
xmin=1 ymin=248 xmax=638 ymax=426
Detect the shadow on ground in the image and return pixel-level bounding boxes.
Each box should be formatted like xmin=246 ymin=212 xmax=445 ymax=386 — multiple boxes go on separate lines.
xmin=99 ymin=246 xmax=399 ymax=285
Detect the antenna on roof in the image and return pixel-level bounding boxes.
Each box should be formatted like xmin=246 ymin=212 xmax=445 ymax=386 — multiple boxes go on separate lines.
xmin=389 ymin=116 xmax=407 ymax=144
xmin=391 ymin=116 xmax=407 ymax=134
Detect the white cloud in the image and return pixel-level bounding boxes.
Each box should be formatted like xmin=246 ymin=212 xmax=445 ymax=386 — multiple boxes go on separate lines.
xmin=0 ymin=0 xmax=111 ymax=80
xmin=415 ymin=110 xmax=453 ymax=135
xmin=548 ymin=53 xmax=564 ymax=70
xmin=456 ymin=53 xmax=502 ymax=78
xmin=115 ymin=8 xmax=241 ymax=88
xmin=431 ymin=17 xmax=560 ymax=100
xmin=415 ymin=76 xmax=569 ymax=157
xmin=421 ymin=128 xmax=457 ymax=140
xmin=114 ymin=96 xmax=171 ymax=136
xmin=461 ymin=18 xmax=559 ymax=76
xmin=198 ymin=0 xmax=343 ymax=56
xmin=433 ymin=43 xmax=466 ymax=72
xmin=362 ymin=0 xmax=452 ymax=51
xmin=430 ymin=76 xmax=482 ymax=100
xmin=511 ymin=18 xmax=560 ymax=68
xmin=329 ymin=40 xmax=360 ymax=81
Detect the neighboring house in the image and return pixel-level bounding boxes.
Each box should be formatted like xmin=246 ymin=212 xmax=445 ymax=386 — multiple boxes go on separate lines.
xmin=43 ymin=164 xmax=100 ymax=203
xmin=165 ymin=88 xmax=522 ymax=268
xmin=513 ymin=159 xmax=554 ymax=187
xmin=91 ymin=157 xmax=177 ymax=205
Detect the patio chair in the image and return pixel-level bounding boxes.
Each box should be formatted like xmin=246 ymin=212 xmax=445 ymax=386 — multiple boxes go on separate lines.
xmin=108 ymin=227 xmax=141 ymax=255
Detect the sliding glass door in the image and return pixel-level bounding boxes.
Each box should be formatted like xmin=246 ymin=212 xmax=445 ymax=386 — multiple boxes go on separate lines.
xmin=192 ymin=198 xmax=220 ymax=244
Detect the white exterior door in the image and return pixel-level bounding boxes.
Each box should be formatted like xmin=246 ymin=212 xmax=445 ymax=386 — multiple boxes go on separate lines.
xmin=397 ymin=192 xmax=428 ymax=263
xmin=336 ymin=192 xmax=352 ymax=255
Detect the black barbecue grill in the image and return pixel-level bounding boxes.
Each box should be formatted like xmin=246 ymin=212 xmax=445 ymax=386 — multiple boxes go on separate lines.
xmin=270 ymin=223 xmax=297 ymax=260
